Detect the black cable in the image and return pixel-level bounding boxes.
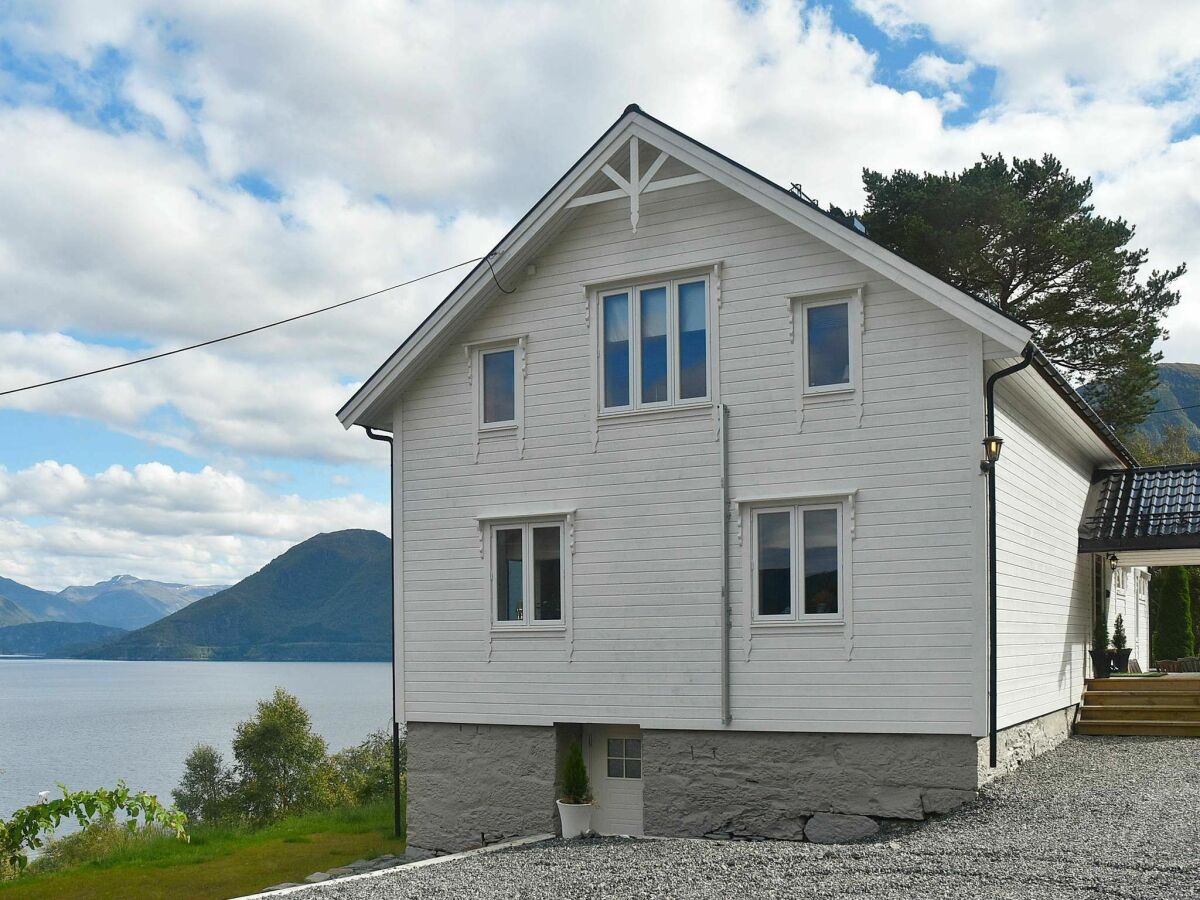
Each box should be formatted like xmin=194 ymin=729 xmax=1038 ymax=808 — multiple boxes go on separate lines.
xmin=1144 ymin=401 xmax=1200 ymax=417
xmin=484 ymin=254 xmax=515 ymax=294
xmin=0 ymin=257 xmax=484 ymax=398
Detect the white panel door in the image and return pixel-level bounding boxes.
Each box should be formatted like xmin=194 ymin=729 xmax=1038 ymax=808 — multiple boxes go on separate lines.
xmin=586 ymin=724 xmax=644 ymax=836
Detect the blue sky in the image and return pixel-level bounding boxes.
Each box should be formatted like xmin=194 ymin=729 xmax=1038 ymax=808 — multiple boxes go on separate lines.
xmin=0 ymin=0 xmax=1197 ymax=588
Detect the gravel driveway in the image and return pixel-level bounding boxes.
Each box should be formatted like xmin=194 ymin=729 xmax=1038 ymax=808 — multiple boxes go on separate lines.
xmin=292 ymin=735 xmax=1200 ymax=900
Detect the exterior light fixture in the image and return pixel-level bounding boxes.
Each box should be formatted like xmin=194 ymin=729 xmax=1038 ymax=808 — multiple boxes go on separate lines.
xmin=1108 ymin=553 xmax=1119 ymax=572
xmin=980 ymin=435 xmax=1004 ymax=473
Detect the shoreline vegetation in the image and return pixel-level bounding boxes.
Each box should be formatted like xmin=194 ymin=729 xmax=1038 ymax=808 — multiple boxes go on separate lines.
xmin=1 ymin=688 xmax=405 ymax=899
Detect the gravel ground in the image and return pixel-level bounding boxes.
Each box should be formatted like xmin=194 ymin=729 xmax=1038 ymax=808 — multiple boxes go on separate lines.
xmin=293 ymin=736 xmax=1200 ymax=900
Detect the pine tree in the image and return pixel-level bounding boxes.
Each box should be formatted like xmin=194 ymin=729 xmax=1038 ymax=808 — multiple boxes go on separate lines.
xmin=558 ymin=742 xmax=591 ymax=804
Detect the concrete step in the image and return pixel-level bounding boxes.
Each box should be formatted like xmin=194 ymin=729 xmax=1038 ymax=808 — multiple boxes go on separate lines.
xmin=1079 ymin=704 xmax=1200 ymax=722
xmin=1076 ymin=720 xmax=1200 ymax=737
xmin=1085 ymin=677 xmax=1200 ymax=692
xmin=1084 ymin=690 xmax=1200 ymax=707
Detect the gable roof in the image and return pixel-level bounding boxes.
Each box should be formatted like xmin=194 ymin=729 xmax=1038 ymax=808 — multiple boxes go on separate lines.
xmin=338 ymin=104 xmax=1034 ymax=430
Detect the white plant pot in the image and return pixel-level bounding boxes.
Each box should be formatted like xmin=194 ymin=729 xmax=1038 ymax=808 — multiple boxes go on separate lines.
xmin=556 ymin=800 xmax=593 ymax=838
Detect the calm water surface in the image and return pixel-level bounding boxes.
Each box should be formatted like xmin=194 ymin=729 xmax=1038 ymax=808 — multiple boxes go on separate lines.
xmin=0 ymin=658 xmax=391 ymax=820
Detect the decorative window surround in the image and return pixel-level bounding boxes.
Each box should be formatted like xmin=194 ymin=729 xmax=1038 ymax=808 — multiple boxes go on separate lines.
xmin=476 ymin=507 xmax=577 ymax=661
xmin=465 ymin=336 xmax=527 ymax=461
xmin=586 ymin=263 xmax=722 ymax=450
xmin=736 ymin=490 xmax=856 ymax=662
xmin=789 ymin=286 xmax=864 ymax=432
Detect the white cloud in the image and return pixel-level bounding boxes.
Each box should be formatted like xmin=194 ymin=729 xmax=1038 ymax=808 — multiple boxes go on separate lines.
xmin=906 ymin=53 xmax=975 ymax=89
xmin=0 ymin=0 xmax=1198 ymax=583
xmin=0 ymin=460 xmax=388 ymax=589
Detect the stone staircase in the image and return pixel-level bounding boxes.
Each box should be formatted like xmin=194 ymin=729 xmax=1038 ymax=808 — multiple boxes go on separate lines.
xmin=1077 ymin=675 xmax=1200 ymax=736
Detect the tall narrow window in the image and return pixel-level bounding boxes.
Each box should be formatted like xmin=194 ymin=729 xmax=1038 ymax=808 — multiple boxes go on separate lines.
xmin=805 ymin=302 xmax=850 ymax=389
xmin=802 ymin=508 xmax=839 ymax=615
xmin=677 ymin=280 xmax=707 ymax=399
xmin=756 ymin=510 xmax=792 ymax=616
xmin=495 ymin=528 xmax=523 ymax=622
xmin=532 ymin=525 xmax=562 ymax=621
xmin=603 ymin=293 xmax=630 ymax=408
xmin=482 ymin=348 xmax=516 ymax=424
xmin=640 ymin=286 xmax=668 ymax=404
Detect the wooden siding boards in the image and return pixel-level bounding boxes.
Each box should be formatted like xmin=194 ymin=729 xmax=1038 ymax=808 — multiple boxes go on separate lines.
xmin=991 ymin=379 xmax=1093 ymax=729
xmin=397 ymin=177 xmax=987 ymax=736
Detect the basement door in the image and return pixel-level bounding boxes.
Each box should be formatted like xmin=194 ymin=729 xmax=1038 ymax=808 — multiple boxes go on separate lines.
xmin=585 ymin=724 xmax=644 ymax=836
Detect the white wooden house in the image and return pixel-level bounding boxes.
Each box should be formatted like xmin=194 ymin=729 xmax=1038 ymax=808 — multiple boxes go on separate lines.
xmin=338 ymin=106 xmax=1153 ymax=850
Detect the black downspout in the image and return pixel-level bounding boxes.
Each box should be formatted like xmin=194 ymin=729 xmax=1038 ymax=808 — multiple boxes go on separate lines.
xmin=983 ymin=344 xmax=1034 ymax=768
xmin=363 ymin=425 xmax=402 ymax=838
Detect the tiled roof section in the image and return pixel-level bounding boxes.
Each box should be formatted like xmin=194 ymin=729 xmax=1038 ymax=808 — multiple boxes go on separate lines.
xmin=1080 ymin=464 xmax=1200 ymax=551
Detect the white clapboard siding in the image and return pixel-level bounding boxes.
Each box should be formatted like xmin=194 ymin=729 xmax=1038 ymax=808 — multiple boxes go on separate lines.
xmin=991 ymin=379 xmax=1093 ymax=728
xmin=398 ymin=176 xmax=986 ymax=734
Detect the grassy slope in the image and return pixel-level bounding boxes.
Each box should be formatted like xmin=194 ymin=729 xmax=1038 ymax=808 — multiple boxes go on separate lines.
xmin=1 ymin=800 xmax=405 ymax=900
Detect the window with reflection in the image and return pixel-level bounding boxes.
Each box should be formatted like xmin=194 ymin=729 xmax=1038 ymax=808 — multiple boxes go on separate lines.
xmin=753 ymin=502 xmax=843 ymax=622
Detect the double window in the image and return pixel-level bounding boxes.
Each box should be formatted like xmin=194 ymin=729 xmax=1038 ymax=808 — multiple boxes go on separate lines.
xmin=600 ymin=276 xmax=709 ymax=412
xmin=753 ymin=502 xmax=844 ymax=623
xmin=490 ymin=520 xmax=565 ymax=627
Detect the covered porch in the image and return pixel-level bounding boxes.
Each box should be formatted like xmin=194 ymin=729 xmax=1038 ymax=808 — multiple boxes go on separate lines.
xmin=1076 ymin=464 xmax=1200 ymax=735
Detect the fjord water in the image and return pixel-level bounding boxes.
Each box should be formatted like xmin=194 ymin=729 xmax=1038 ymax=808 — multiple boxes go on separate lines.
xmin=0 ymin=658 xmax=391 ymax=820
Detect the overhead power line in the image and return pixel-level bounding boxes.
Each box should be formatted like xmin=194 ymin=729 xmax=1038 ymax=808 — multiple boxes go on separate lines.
xmin=0 ymin=256 xmax=485 ymax=398
xmin=1144 ymin=401 xmax=1200 ymax=417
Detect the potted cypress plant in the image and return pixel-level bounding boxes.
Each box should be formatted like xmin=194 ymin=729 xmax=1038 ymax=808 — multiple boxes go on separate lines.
xmin=1090 ymin=611 xmax=1111 ymax=678
xmin=1110 ymin=614 xmax=1133 ymax=673
xmin=556 ymin=741 xmax=593 ymax=839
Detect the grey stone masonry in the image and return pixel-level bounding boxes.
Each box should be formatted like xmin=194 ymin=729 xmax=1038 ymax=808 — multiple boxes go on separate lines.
xmin=643 ymin=729 xmax=981 ymax=839
xmin=978 ymin=705 xmax=1076 ymax=782
xmin=407 ymin=721 xmax=557 ymax=852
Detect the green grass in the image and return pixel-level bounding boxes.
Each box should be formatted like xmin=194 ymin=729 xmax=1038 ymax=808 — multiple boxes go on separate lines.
xmin=1111 ymin=671 xmax=1169 ymax=677
xmin=0 ymin=797 xmax=405 ymax=900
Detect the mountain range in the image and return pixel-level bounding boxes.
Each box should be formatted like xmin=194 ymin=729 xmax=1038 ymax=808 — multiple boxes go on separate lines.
xmin=75 ymin=529 xmax=391 ymax=661
xmin=0 ymin=574 xmax=227 ymax=630
xmin=1135 ymin=362 xmax=1200 ymax=450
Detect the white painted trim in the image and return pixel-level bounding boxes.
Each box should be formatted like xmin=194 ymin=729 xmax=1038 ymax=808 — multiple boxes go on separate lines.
xmin=394 ymin=399 xmax=405 ymax=725
xmin=231 ymin=834 xmax=556 ymax=899
xmin=481 ymin=516 xmax=573 ymax=645
xmin=791 ymin=287 xmax=863 ymax=433
xmin=338 ymin=109 xmax=1030 ymax=430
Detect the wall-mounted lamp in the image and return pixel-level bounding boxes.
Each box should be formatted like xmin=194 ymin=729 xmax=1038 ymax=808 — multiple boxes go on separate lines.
xmin=980 ymin=435 xmax=1004 ymax=474
xmin=1108 ymin=553 xmax=1119 ymax=572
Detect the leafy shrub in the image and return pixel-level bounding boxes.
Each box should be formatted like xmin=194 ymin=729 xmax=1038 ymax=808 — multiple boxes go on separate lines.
xmin=325 ymin=728 xmax=395 ymax=806
xmin=172 ymin=744 xmax=236 ymax=824
xmin=558 ymin=742 xmax=590 ymax=804
xmin=1112 ymin=614 xmax=1128 ymax=650
xmin=30 ymin=821 xmax=174 ymax=874
xmin=0 ymin=782 xmax=187 ymax=874
xmin=1155 ymin=567 xmax=1196 ymax=661
xmin=231 ymin=688 xmax=329 ymax=825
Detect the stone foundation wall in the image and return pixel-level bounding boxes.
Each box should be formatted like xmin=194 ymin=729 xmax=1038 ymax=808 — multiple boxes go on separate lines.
xmin=642 ymin=729 xmax=980 ymax=840
xmin=979 ymin=704 xmax=1077 ymax=783
xmin=406 ymin=721 xmax=557 ymax=852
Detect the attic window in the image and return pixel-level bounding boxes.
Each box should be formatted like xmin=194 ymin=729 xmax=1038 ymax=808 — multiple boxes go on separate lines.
xmin=598 ymin=274 xmax=710 ymax=413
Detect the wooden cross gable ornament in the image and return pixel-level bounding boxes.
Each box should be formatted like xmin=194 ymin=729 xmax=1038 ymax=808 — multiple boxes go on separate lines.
xmin=564 ymin=117 xmax=710 ymax=232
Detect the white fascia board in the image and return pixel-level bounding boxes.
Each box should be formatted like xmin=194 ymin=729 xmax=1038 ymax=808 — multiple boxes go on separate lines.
xmin=630 ymin=118 xmax=1033 ymax=354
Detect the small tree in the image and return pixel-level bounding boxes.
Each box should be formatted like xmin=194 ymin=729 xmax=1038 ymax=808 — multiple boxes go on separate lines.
xmin=231 ymin=688 xmax=328 ymax=824
xmin=1155 ymin=567 xmax=1197 ymax=661
xmin=558 ymin=742 xmax=591 ymax=805
xmin=326 ymin=728 xmax=394 ymax=806
xmin=1112 ymin=614 xmax=1127 ymax=651
xmin=172 ymin=745 xmax=235 ymax=824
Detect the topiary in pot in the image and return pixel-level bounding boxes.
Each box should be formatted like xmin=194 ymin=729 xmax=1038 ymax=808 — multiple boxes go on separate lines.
xmin=1110 ymin=614 xmax=1132 ymax=672
xmin=556 ymin=741 xmax=593 ymax=839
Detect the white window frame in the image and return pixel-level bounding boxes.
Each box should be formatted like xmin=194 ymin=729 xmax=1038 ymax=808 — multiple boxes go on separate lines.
xmin=476 ymin=343 xmax=522 ymax=432
xmin=596 ymin=272 xmax=713 ymax=416
xmin=484 ymin=517 xmax=569 ymax=631
xmin=747 ymin=497 xmax=850 ymax=627
xmin=799 ymin=295 xmax=858 ymax=396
